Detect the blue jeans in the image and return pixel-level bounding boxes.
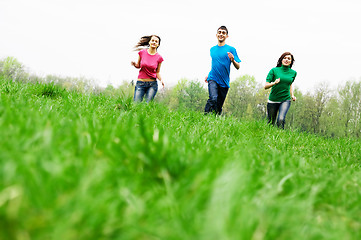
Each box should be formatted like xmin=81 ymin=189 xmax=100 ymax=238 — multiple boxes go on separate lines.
xmin=267 ymin=100 xmax=291 ymax=129
xmin=133 ymin=81 xmax=158 ymax=103
xmin=204 ymin=80 xmax=229 ymax=115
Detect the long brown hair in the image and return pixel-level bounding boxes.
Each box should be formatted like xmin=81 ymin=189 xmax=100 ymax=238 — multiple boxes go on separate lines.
xmin=134 ymin=35 xmax=161 ymax=51
xmin=276 ymin=52 xmax=295 ymax=68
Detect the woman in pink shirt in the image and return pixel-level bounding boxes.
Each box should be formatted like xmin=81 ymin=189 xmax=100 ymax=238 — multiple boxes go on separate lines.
xmin=131 ymin=35 xmax=164 ymax=102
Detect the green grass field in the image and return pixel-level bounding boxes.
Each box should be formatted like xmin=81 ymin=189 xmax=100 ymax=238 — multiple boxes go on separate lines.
xmin=1 ymin=79 xmax=361 ymax=240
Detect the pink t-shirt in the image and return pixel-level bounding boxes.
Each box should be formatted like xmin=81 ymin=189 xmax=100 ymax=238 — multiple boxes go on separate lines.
xmin=138 ymin=49 xmax=164 ymax=79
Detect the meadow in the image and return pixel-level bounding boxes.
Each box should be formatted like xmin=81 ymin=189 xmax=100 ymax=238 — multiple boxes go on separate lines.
xmin=1 ymin=78 xmax=361 ymax=240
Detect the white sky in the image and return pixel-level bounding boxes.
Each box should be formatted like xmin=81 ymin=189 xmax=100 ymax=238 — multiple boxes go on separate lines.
xmin=1 ymin=0 xmax=361 ymax=92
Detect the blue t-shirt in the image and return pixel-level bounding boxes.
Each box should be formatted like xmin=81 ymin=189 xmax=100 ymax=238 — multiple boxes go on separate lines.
xmin=208 ymin=44 xmax=241 ymax=88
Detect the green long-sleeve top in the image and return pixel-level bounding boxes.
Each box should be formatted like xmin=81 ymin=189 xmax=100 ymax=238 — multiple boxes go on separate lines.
xmin=266 ymin=65 xmax=297 ymax=102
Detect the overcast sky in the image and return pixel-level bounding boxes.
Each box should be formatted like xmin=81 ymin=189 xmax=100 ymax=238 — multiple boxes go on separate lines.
xmin=1 ymin=0 xmax=361 ymax=93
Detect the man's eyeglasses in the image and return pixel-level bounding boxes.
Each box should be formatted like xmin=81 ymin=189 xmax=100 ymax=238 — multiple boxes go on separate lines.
xmin=218 ymin=30 xmax=227 ymax=35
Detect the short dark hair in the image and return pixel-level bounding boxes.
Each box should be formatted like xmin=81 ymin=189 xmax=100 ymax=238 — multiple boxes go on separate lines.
xmin=276 ymin=52 xmax=295 ymax=68
xmin=218 ymin=26 xmax=228 ymax=34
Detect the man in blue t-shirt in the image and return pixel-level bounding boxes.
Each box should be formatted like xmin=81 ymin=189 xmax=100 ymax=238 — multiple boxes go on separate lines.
xmin=204 ymin=26 xmax=241 ymax=115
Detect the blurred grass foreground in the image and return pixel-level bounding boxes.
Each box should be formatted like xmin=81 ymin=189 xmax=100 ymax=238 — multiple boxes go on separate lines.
xmin=1 ymin=78 xmax=361 ymax=240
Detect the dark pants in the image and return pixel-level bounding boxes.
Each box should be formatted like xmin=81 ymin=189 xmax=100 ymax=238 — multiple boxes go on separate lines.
xmin=204 ymin=80 xmax=229 ymax=115
xmin=267 ymin=100 xmax=291 ymax=129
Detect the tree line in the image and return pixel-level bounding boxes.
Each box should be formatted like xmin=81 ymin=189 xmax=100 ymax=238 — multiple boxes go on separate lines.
xmin=156 ymin=75 xmax=361 ymax=139
xmin=1 ymin=56 xmax=360 ymax=138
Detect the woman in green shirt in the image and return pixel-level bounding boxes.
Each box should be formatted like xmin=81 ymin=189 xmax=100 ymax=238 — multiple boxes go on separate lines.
xmin=264 ymin=52 xmax=297 ymax=129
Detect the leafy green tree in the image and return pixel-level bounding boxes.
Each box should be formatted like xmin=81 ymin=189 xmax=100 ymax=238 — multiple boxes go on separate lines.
xmin=155 ymin=87 xmax=173 ymax=106
xmin=254 ymin=85 xmax=272 ymax=121
xmin=158 ymin=78 xmax=186 ymax=109
xmin=184 ymin=80 xmax=208 ymax=111
xmin=289 ymin=92 xmax=318 ymax=133
xmin=286 ymin=87 xmax=303 ymax=128
xmin=339 ymin=79 xmax=361 ymax=137
xmin=319 ymin=94 xmax=344 ymax=137
xmin=224 ymin=75 xmax=259 ymax=119
xmin=159 ymin=78 xmax=207 ymax=111
xmin=312 ymin=82 xmax=331 ymax=133
xmin=288 ymin=83 xmax=331 ymax=134
xmin=0 ymin=56 xmax=27 ymax=81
